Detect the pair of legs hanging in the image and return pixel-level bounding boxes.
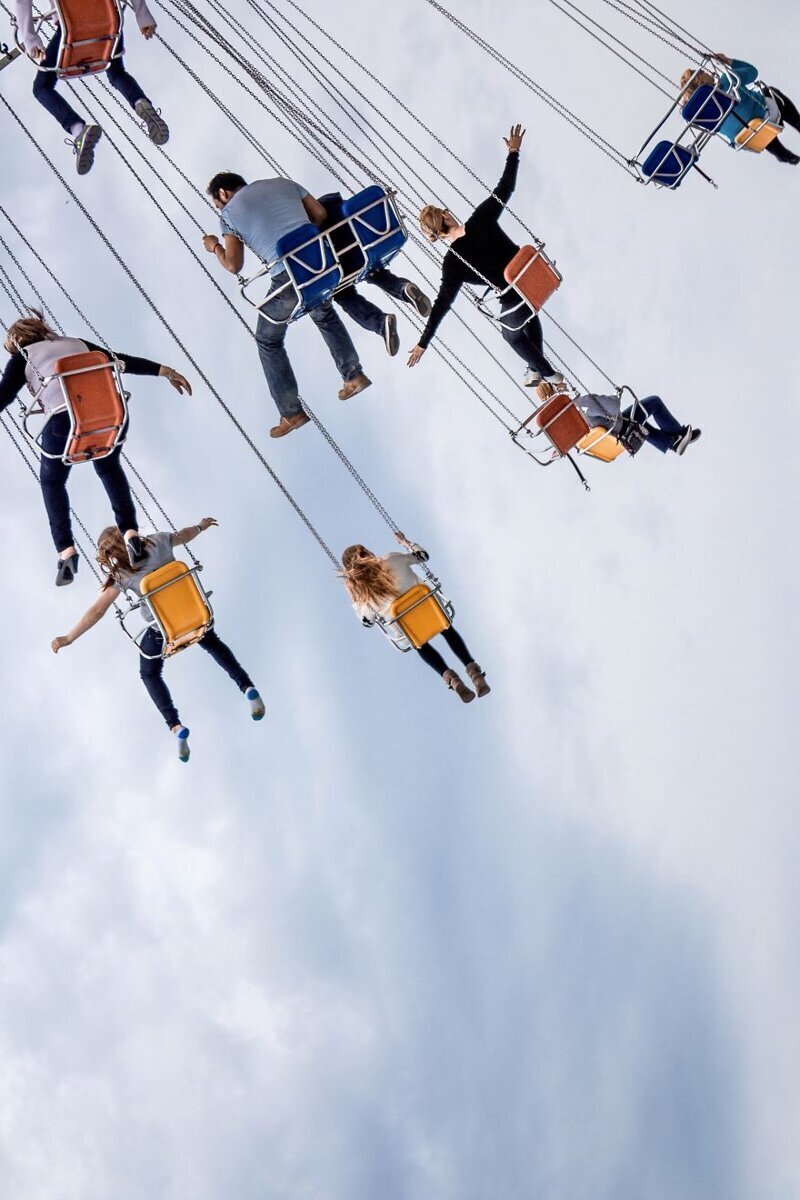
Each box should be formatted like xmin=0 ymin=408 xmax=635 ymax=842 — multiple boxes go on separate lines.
xmin=39 ymin=410 xmax=137 ymax=552
xmin=765 ymin=87 xmax=800 ymax=164
xmin=32 ymin=30 xmax=148 ymax=134
xmin=415 ymin=626 xmax=476 ymax=677
xmin=499 ymin=297 xmax=560 ymax=383
xmin=138 ymin=627 xmax=254 ymax=729
xmin=334 ymin=268 xmax=419 ymax=334
xmin=626 ymin=395 xmax=689 ymax=452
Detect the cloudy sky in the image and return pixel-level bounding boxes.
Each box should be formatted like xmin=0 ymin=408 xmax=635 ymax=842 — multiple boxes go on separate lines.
xmin=1 ymin=1 xmax=798 ymax=1197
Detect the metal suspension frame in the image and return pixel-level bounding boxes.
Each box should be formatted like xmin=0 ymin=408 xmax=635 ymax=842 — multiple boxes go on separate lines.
xmin=22 ymin=355 xmax=130 ymax=463
xmin=474 ymin=245 xmax=564 ymax=333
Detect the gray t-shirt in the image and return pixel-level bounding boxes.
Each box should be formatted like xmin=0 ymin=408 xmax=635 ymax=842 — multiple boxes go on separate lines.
xmin=576 ymin=392 xmax=622 ymax=433
xmin=219 ymin=178 xmax=311 ymax=276
xmin=114 ymin=531 xmax=175 ymax=625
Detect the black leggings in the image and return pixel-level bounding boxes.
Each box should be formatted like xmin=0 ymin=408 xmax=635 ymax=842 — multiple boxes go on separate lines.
xmin=415 ymin=626 xmax=475 ymax=677
xmin=766 ymin=87 xmax=800 ymax=161
xmin=139 ymin=626 xmax=253 ymax=728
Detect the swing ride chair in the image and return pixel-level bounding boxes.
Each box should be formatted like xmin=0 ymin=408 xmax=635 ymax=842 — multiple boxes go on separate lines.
xmin=510 ymin=387 xmax=589 ymax=472
xmin=476 ymin=243 xmax=563 ymax=333
xmin=23 ymin=350 xmax=129 ymax=465
xmin=576 ymin=385 xmax=641 ymax=463
xmin=239 ymin=186 xmax=407 ymax=323
xmin=376 ymin=580 xmax=455 ymax=653
xmin=14 ymin=0 xmax=123 ymax=78
xmin=118 ymin=561 xmax=215 ymax=661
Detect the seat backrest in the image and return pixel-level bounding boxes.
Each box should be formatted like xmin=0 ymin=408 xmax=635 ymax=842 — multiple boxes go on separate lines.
xmin=51 ymin=350 xmax=126 ymax=464
xmin=577 ymin=426 xmax=626 ymax=462
xmin=503 ymin=245 xmax=562 ymax=313
xmin=641 ymin=140 xmax=696 ymax=188
xmin=388 ymin=583 xmax=451 ymax=650
xmin=274 ymin=221 xmax=342 ymax=309
xmin=534 ymin=394 xmax=590 ymax=455
xmin=682 ymin=84 xmax=735 ymax=130
xmin=735 ymin=117 xmax=782 ymax=151
xmin=341 ymin=186 xmax=407 ymax=270
xmin=140 ymin=561 xmax=212 ymax=656
xmin=56 ymin=0 xmax=121 ymax=76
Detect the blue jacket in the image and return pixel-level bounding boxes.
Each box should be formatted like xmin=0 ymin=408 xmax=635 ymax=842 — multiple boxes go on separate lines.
xmin=716 ymin=60 xmax=769 ymax=143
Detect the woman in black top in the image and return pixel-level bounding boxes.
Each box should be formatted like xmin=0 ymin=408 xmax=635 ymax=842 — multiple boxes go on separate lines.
xmin=407 ymin=125 xmax=562 ymax=388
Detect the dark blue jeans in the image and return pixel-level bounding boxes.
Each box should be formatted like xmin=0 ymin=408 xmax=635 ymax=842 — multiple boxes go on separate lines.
xmin=255 ymin=271 xmax=362 ymax=418
xmin=625 ymin=395 xmax=685 ymax=453
xmin=33 ymin=30 xmax=148 ymax=133
xmin=39 ymin=411 xmax=136 ymax=552
xmin=334 ymin=267 xmax=411 ymax=335
xmin=499 ymin=302 xmax=556 ymax=379
xmin=139 ymin=626 xmax=254 ymax=728
xmin=416 ymin=626 xmax=474 ymax=677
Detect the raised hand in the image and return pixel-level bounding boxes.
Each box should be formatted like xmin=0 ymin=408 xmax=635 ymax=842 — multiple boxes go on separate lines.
xmin=504 ymin=123 xmax=526 ymax=153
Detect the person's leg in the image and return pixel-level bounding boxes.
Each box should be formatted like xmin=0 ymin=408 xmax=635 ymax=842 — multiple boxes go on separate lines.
xmin=334 ymin=285 xmax=386 ymax=335
xmin=106 ymin=42 xmax=148 ymax=109
xmin=92 ymin=443 xmax=139 ymax=536
xmin=501 ymin=309 xmax=560 ymax=381
xmin=764 ymin=137 xmax=800 ymax=164
xmin=440 ymin=626 xmax=476 ymax=669
xmin=416 ymin=642 xmax=449 ymax=676
xmin=198 ymin=629 xmax=253 ymax=691
xmin=627 ymin=395 xmax=683 ymax=453
xmin=139 ymin=629 xmax=181 ymax=728
xmin=255 ymin=276 xmax=305 ymax=419
xmin=32 ymin=29 xmax=84 ymax=133
xmin=308 ymin=301 xmax=364 ymax=382
xmin=367 ymin=267 xmax=411 ymax=301
xmin=38 ymin=413 xmax=75 ymax=553
xmin=770 ymin=87 xmax=800 ymax=135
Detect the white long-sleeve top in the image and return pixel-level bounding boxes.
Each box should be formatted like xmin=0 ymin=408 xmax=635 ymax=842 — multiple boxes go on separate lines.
xmin=351 ymin=547 xmax=429 ymax=631
xmin=15 ymin=0 xmax=157 ymax=56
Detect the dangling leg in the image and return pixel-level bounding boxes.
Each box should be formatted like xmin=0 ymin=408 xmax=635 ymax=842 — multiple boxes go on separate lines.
xmin=441 ymin=627 xmax=491 ymax=698
xmin=309 ymin=301 xmax=371 ymax=399
xmin=368 ymin=267 xmax=432 ymax=317
xmin=107 ymin=41 xmax=169 ymax=144
xmin=627 ymin=395 xmax=700 ymax=455
xmin=32 ymin=29 xmax=102 ymax=173
xmin=198 ymin=629 xmax=265 ymax=720
xmin=255 ymin=279 xmax=311 ymax=438
xmin=39 ymin=413 xmax=78 ymax=585
xmin=334 ymin=286 xmax=399 ymax=355
xmin=416 ymin=640 xmax=475 ymax=703
xmin=92 ymin=444 xmax=145 ymax=565
xmin=769 ymin=87 xmax=800 ymax=136
xmin=501 ymin=310 xmax=562 ymax=386
xmin=139 ymin=628 xmax=190 ymax=759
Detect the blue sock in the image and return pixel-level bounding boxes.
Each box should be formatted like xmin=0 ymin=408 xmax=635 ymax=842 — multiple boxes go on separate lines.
xmin=246 ymin=687 xmax=265 ymax=721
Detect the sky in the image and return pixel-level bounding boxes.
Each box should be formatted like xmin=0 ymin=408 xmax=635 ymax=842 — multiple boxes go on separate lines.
xmin=0 ymin=1 xmax=799 ymax=1197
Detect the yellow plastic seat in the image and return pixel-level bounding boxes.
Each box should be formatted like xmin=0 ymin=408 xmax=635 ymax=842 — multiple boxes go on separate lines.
xmin=735 ymin=118 xmax=782 ymax=152
xmin=140 ymin=561 xmax=213 ymax=657
xmin=388 ymin=583 xmax=451 ymax=649
xmin=577 ymin=427 xmax=626 ymax=462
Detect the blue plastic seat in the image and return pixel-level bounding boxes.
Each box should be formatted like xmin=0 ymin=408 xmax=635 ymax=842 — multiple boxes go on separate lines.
xmin=274 ymin=222 xmax=342 ymax=310
xmin=341 ymin=186 xmax=406 ymax=271
xmin=641 ymin=140 xmax=697 ymax=188
xmin=682 ymin=84 xmax=735 ymax=132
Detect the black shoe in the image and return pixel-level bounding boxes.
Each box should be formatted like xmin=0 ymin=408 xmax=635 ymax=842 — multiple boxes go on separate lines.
xmin=125 ymin=534 xmax=147 ymax=567
xmin=382 ymin=313 xmax=400 ymax=356
xmin=403 ymin=282 xmax=432 ymax=318
xmin=55 ymin=551 xmax=79 ymax=587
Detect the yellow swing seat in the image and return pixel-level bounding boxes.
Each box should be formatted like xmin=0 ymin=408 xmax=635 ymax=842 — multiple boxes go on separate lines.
xmin=577 ymin=426 xmax=627 ymax=462
xmin=388 ymin=583 xmax=451 ymax=649
xmin=140 ymin=560 xmax=213 ymax=657
xmin=735 ymin=117 xmax=782 ymax=152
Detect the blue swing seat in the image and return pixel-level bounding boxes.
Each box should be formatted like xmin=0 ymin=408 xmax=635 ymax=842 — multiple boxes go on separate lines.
xmin=641 ymin=140 xmax=697 ymax=188
xmin=341 ymin=185 xmax=406 ymax=271
xmin=682 ymin=84 xmax=736 ymax=132
xmin=273 ymin=221 xmax=342 ymax=311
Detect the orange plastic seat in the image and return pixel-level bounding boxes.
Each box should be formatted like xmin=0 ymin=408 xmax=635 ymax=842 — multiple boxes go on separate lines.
xmin=54 ymin=0 xmax=122 ymax=77
xmin=503 ymin=244 xmax=562 ymax=313
xmin=534 ymin=393 xmax=590 ymax=456
xmin=140 ymin=561 xmax=213 ymax=658
xmin=388 ymin=583 xmax=451 ymax=650
xmin=735 ymin=118 xmax=782 ymax=152
xmin=577 ymin=427 xmax=626 ymax=462
xmin=51 ymin=350 xmax=127 ymax=464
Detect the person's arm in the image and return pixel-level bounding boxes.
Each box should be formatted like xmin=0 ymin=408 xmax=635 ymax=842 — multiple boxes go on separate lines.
xmin=408 ymin=264 xmax=463 ymax=362
xmin=0 ymin=352 xmax=27 ymax=416
xmin=202 ymin=232 xmax=245 ymax=274
xmin=15 ymin=0 xmax=44 ymax=56
xmin=394 ymin=531 xmax=429 ymax=561
xmin=302 ymin=195 xmax=328 ymax=227
xmin=725 ymin=59 xmax=759 ymax=87
xmin=170 ymin=517 xmax=218 ymax=547
xmin=85 ymin=342 xmax=192 ymax=395
xmin=130 ymin=0 xmax=157 ymax=37
xmin=51 ymin=587 xmax=119 ymax=653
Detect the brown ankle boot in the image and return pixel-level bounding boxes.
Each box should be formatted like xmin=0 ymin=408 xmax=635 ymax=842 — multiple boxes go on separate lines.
xmin=466 ymin=663 xmax=491 ymax=698
xmin=443 ymin=668 xmax=475 ymax=703
xmin=338 ymin=372 xmax=372 ymax=401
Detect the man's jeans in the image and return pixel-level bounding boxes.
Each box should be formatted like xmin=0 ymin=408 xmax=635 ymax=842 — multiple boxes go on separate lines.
xmin=255 ymin=272 xmax=363 ymax=418
xmin=625 ymin=395 xmax=685 ymax=453
xmin=33 ymin=31 xmax=148 ymax=133
xmin=334 ymin=268 xmax=411 ymax=335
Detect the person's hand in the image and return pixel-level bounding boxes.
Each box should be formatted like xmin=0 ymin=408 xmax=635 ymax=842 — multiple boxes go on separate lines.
xmin=30 ymin=45 xmax=46 ymax=63
xmin=202 ymin=234 xmax=220 ymax=254
xmin=713 ymin=52 xmax=732 ymax=65
xmin=407 ymin=344 xmax=426 ymax=367
xmin=536 ymin=381 xmax=555 ymax=402
xmin=198 ymin=517 xmax=218 ymax=532
xmin=393 ymin=530 xmax=411 ymax=547
xmin=504 ymin=123 xmax=526 ymax=153
xmin=51 ymin=635 xmax=71 ymax=653
xmin=140 ymin=24 xmax=156 ymax=39
xmin=160 ymin=366 xmax=192 ymax=395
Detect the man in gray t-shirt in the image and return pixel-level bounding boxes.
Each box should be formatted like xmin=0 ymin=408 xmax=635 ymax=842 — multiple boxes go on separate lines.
xmin=202 ymin=171 xmax=371 ymax=440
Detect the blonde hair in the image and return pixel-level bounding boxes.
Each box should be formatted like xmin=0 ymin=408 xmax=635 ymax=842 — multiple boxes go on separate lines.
xmin=4 ymin=308 xmax=57 ymax=355
xmin=97 ymin=526 xmax=151 ymax=590
xmin=679 ymin=68 xmax=714 ymax=105
xmin=419 ymin=205 xmax=448 ymax=242
xmin=340 ymin=544 xmax=400 ymax=608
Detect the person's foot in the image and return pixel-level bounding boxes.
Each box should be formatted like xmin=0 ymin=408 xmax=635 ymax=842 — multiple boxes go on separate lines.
xmin=270 ymin=411 xmax=311 ymax=438
xmin=466 ymin=662 xmax=491 ymax=698
xmin=443 ymin=668 xmax=475 ymax=703
xmin=523 ymin=368 xmax=542 ymax=388
xmin=246 ymin=687 xmax=266 ymax=720
xmin=124 ymin=533 xmax=147 ymax=567
xmin=174 ymin=725 xmax=190 ymax=763
xmin=338 ymin=373 xmax=372 ymax=401
xmin=135 ymin=98 xmax=170 ymax=146
xmin=673 ymin=425 xmax=701 ymax=456
xmin=71 ymin=124 xmax=102 ymax=175
xmin=543 ymin=371 xmax=565 ymax=386
xmin=382 ymin=313 xmax=400 ymax=356
xmin=778 ymin=150 xmax=800 ymax=165
xmin=403 ymin=282 xmax=432 ymax=317
xmin=55 ymin=551 xmax=79 ymax=587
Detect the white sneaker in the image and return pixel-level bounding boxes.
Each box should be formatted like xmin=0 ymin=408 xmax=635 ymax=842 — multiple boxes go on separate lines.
xmin=523 ymin=369 xmax=542 ymax=387
xmin=70 ymin=124 xmax=102 ymax=175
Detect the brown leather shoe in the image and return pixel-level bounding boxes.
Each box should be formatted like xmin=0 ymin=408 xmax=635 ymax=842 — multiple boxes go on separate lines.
xmin=338 ymin=373 xmax=372 ymax=401
xmin=443 ymin=669 xmax=475 ymax=703
xmin=466 ymin=662 xmax=491 ymax=698
xmin=270 ymin=411 xmax=311 ymax=438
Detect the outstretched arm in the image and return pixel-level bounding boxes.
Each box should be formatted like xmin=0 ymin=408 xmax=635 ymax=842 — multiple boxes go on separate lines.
xmin=84 ymin=342 xmax=192 ymax=395
xmin=131 ymin=0 xmax=157 ymax=36
xmin=0 ymin=352 xmax=27 ymax=416
xmin=170 ymin=517 xmax=218 ymax=547
xmin=51 ymin=587 xmax=119 ymax=652
xmin=408 ymin=270 xmax=462 ymax=361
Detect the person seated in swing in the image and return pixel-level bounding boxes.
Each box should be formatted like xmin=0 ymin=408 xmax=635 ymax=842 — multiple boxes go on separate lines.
xmin=0 ymin=309 xmax=191 ymax=586
xmin=536 ymin=382 xmax=702 ymax=456
xmin=680 ymin=54 xmax=800 ymax=165
xmin=407 ymin=124 xmax=563 ymax=389
xmin=316 ymin=190 xmax=431 ymax=357
xmin=51 ymin=519 xmax=266 ymax=763
xmin=203 ymin=171 xmax=371 ymax=439
xmin=340 ymin=532 xmax=490 ymax=704
xmin=15 ymin=0 xmax=169 ymax=176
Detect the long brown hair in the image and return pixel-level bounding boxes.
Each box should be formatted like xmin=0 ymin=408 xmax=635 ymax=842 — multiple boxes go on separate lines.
xmin=97 ymin=526 xmax=152 ymax=590
xmin=340 ymin=545 xmax=400 ymax=608
xmin=4 ymin=308 xmax=58 ymax=354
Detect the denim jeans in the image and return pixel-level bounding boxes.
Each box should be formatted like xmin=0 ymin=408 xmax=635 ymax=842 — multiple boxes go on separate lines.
xmin=39 ymin=411 xmax=136 ymax=552
xmin=624 ymin=395 xmax=685 ymax=453
xmin=139 ymin=626 xmax=254 ymax=728
xmin=416 ymin=626 xmax=474 ymax=677
xmin=499 ymin=302 xmax=556 ymax=379
xmin=255 ymin=272 xmax=363 ymax=418
xmin=33 ymin=32 xmax=148 ymax=134
xmin=334 ymin=268 xmax=412 ymax=335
